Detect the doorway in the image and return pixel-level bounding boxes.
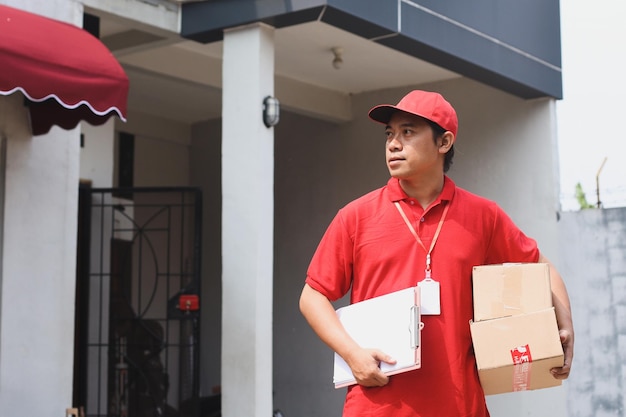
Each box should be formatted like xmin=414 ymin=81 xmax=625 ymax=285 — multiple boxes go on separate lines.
xmin=74 ymin=186 xmax=203 ymax=417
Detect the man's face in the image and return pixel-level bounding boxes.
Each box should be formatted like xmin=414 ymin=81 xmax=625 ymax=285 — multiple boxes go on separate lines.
xmin=384 ymin=111 xmax=442 ymax=180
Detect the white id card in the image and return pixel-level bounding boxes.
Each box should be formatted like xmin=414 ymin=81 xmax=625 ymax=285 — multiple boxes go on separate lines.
xmin=418 ymin=278 xmax=440 ymax=315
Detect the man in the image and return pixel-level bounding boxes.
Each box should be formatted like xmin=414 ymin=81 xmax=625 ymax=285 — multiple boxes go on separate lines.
xmin=299 ymin=90 xmax=573 ymax=417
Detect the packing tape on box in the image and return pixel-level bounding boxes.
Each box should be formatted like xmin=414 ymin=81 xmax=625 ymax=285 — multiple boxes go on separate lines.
xmin=511 ymin=344 xmax=532 ymax=391
xmin=512 ymin=362 xmax=532 ymax=391
xmin=501 ymin=267 xmax=523 ymax=315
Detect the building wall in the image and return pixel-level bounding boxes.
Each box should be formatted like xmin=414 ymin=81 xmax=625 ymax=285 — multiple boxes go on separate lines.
xmin=117 ymin=110 xmax=192 ymax=188
xmin=559 ymin=208 xmax=626 ymax=417
xmin=80 ymin=119 xmax=115 ymax=187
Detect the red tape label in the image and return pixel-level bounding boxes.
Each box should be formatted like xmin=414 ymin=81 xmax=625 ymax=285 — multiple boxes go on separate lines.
xmin=510 ymin=344 xmax=533 ymax=364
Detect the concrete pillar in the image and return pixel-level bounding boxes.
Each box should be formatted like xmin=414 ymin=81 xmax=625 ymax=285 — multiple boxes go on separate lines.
xmin=0 ymin=112 xmax=80 ymax=416
xmin=0 ymin=3 xmax=82 ymax=415
xmin=221 ymin=23 xmax=275 ymax=417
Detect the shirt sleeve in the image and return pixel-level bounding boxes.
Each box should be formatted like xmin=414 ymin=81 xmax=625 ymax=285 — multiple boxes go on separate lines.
xmin=484 ymin=204 xmax=540 ymax=264
xmin=305 ymin=209 xmax=354 ymax=301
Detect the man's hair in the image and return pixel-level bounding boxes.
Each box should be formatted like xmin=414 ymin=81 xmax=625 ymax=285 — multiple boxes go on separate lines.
xmin=428 ymin=121 xmax=454 ymax=173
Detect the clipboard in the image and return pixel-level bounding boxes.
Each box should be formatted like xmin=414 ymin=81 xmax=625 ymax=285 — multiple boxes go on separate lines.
xmin=333 ymin=286 xmax=423 ymax=388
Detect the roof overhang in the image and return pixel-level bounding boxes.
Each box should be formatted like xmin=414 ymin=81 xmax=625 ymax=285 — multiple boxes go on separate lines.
xmin=181 ymin=0 xmax=562 ymax=100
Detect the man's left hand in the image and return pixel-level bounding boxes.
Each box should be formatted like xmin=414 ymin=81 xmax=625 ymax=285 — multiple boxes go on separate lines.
xmin=551 ymin=328 xmax=573 ymax=379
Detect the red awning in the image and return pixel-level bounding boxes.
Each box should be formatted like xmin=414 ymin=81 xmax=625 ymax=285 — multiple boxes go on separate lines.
xmin=0 ymin=5 xmax=128 ymax=136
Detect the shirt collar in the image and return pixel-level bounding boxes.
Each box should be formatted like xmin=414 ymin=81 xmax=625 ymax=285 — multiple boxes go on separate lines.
xmin=387 ymin=175 xmax=456 ymax=204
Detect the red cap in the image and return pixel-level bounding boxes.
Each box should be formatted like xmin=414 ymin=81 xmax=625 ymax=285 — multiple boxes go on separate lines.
xmin=368 ymin=90 xmax=458 ymax=137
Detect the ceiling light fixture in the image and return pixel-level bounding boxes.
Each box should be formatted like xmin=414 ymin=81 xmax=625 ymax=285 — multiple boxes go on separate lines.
xmin=331 ymin=47 xmax=343 ymax=69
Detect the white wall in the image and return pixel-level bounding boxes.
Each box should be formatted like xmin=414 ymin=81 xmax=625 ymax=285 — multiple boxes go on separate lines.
xmin=0 ymin=108 xmax=81 ymax=415
xmin=80 ymin=119 xmax=115 ymax=187
xmin=446 ymin=81 xmax=561 ymax=260
xmin=1 ymin=0 xmax=78 ymax=22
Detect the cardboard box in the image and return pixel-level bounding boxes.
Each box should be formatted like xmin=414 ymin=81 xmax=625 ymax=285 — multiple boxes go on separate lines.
xmin=470 ymin=308 xmax=564 ymax=395
xmin=472 ymin=263 xmax=552 ymax=322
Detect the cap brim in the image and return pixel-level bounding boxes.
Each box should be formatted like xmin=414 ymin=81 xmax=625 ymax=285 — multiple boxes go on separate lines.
xmin=368 ymin=105 xmax=399 ymax=125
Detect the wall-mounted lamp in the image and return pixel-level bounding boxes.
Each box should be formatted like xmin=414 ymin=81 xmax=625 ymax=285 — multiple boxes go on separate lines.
xmin=331 ymin=47 xmax=343 ymax=69
xmin=263 ymin=96 xmax=280 ymax=128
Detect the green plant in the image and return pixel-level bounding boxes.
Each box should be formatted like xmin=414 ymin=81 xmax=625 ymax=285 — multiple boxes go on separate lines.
xmin=575 ymin=182 xmax=594 ymax=210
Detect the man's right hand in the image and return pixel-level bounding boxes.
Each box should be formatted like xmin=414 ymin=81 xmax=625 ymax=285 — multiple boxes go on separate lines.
xmin=300 ymin=285 xmax=396 ymax=387
xmin=346 ymin=348 xmax=396 ymax=387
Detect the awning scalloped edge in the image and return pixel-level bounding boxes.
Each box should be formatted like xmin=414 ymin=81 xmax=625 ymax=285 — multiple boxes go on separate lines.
xmin=0 ymin=86 xmax=127 ymax=122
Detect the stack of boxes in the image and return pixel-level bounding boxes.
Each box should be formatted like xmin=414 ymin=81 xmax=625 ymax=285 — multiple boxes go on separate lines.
xmin=469 ymin=263 xmax=564 ymax=395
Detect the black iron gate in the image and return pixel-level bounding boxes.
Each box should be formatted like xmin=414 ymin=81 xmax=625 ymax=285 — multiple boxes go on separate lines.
xmin=75 ymin=186 xmax=202 ymax=417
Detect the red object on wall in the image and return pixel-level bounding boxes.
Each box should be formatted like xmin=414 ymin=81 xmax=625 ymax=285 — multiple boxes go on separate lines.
xmin=179 ymin=295 xmax=200 ymax=312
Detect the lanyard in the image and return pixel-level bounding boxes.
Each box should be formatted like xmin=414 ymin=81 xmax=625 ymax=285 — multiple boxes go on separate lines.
xmin=394 ymin=201 xmax=450 ymax=280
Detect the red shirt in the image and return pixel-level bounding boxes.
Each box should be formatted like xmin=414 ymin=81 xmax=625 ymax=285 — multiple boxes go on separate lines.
xmin=306 ymin=176 xmax=539 ymax=417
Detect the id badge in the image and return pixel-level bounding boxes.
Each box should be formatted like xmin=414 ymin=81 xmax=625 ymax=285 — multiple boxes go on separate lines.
xmin=418 ymin=278 xmax=441 ymax=315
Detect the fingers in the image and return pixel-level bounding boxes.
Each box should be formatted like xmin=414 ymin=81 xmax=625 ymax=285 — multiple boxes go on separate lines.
xmin=352 ymin=349 xmax=395 ymax=387
xmin=551 ymin=362 xmax=571 ymax=379
xmin=551 ymin=329 xmax=574 ymax=380
xmin=371 ymin=350 xmax=397 ymax=366
xmin=354 ymin=367 xmax=389 ymax=387
xmin=360 ymin=370 xmax=390 ymax=387
xmin=551 ymin=352 xmax=571 ymax=380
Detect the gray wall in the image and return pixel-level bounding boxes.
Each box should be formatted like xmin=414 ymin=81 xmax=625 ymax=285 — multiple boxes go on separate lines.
xmin=273 ymin=110 xmax=363 ymax=414
xmin=559 ymin=208 xmax=626 ymax=417
xmin=190 ymin=119 xmax=223 ymax=395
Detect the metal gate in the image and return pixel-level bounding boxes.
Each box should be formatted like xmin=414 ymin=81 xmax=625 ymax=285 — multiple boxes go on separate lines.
xmin=75 ymin=186 xmax=203 ymax=417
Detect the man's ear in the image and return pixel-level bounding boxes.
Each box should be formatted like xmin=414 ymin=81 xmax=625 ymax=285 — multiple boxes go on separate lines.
xmin=438 ymin=131 xmax=456 ymax=154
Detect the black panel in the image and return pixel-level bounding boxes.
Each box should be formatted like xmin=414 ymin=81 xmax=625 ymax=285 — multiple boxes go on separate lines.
xmin=325 ymin=0 xmax=397 ymax=38
xmin=404 ymin=0 xmax=561 ymax=67
xmin=181 ymin=0 xmax=325 ymax=43
xmin=321 ymin=7 xmax=395 ymax=40
xmin=395 ymin=2 xmax=562 ymax=98
xmin=263 ymin=7 xmax=326 ymax=32
xmin=378 ymin=35 xmax=554 ymax=99
xmin=83 ymin=12 xmax=100 ymax=38
xmin=116 ymin=132 xmax=134 ymax=200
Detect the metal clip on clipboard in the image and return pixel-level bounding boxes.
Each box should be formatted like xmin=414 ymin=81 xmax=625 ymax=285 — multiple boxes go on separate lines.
xmin=409 ymin=305 xmax=423 ymax=349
